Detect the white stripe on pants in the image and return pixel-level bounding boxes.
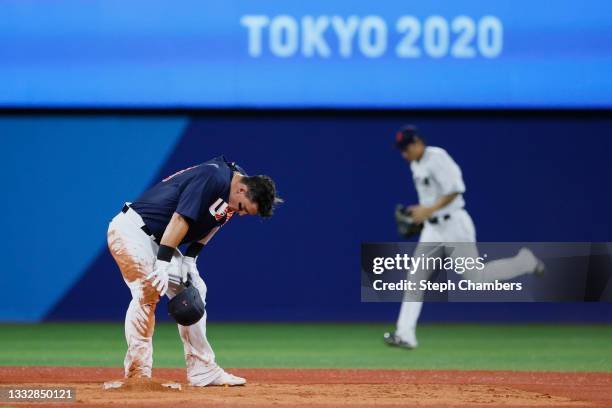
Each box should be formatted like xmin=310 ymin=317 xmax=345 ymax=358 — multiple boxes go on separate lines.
xmin=107 ymin=211 xmax=221 ymax=384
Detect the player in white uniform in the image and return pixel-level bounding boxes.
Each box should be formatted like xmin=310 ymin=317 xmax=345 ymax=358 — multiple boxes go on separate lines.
xmin=384 ymin=126 xmax=544 ymax=349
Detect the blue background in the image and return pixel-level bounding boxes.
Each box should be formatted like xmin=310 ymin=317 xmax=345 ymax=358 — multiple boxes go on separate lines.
xmin=1 ymin=0 xmax=611 ymax=108
xmin=1 ymin=114 xmax=611 ymax=323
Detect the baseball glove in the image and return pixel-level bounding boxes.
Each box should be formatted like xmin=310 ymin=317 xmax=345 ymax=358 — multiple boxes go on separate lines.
xmin=395 ymin=204 xmax=423 ymax=239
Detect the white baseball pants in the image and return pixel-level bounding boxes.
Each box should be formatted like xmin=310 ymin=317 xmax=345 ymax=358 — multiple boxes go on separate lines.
xmin=396 ymin=209 xmax=538 ymax=341
xmin=107 ymin=208 xmax=222 ymax=385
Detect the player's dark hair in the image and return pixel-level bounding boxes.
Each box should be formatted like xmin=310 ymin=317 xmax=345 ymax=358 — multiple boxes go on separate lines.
xmin=242 ymin=175 xmax=283 ymax=218
xmin=396 ymin=125 xmax=425 ymax=150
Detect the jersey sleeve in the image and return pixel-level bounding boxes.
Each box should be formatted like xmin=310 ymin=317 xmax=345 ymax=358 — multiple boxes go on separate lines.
xmin=430 ymin=151 xmax=466 ymax=196
xmin=176 ymin=172 xmax=219 ymax=222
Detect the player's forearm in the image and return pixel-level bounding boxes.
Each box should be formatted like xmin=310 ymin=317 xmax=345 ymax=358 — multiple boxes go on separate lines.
xmin=160 ymin=212 xmax=190 ymax=249
xmin=184 ymin=227 xmax=219 ymax=258
xmin=428 ymin=192 xmax=459 ymax=213
xmin=198 ymin=227 xmax=219 ymax=246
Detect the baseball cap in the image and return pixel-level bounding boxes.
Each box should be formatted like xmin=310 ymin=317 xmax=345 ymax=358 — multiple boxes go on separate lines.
xmin=395 ymin=125 xmax=420 ymax=150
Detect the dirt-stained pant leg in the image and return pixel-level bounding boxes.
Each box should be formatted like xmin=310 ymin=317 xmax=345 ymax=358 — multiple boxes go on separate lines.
xmin=166 ymin=272 xmax=221 ymax=386
xmin=107 ymin=213 xmax=159 ymax=378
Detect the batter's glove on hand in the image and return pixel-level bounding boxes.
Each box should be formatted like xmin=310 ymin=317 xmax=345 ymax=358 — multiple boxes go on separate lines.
xmin=147 ymin=260 xmax=171 ymax=296
xmin=181 ymin=256 xmax=199 ymax=283
xmin=182 ymin=242 xmax=204 ymax=283
xmin=146 ymin=244 xmax=179 ymax=296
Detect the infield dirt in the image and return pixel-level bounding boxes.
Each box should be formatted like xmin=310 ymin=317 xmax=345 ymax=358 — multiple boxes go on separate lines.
xmin=1 ymin=366 xmax=610 ymax=408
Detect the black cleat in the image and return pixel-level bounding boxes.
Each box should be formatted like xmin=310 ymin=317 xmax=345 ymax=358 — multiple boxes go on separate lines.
xmin=383 ymin=332 xmax=417 ymax=349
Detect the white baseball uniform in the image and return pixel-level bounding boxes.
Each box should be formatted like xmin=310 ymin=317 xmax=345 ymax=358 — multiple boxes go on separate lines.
xmin=107 ymin=207 xmax=222 ymax=384
xmin=395 ymin=146 xmax=538 ymax=345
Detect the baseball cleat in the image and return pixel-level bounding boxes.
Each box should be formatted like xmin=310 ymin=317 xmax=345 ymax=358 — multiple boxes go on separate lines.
xmin=383 ymin=332 xmax=418 ymax=350
xmin=534 ymin=258 xmax=546 ymax=276
xmin=209 ymin=370 xmax=246 ymax=386
xmin=518 ymin=247 xmax=545 ymax=276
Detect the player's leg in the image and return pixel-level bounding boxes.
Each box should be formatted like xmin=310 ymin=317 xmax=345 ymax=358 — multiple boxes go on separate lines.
xmin=388 ymin=211 xmax=474 ymax=348
xmin=178 ymin=275 xmax=223 ymax=385
xmin=108 ymin=212 xmax=159 ymax=378
xmin=393 ymin=301 xmax=422 ymax=348
xmin=468 ymin=248 xmax=540 ymax=282
xmin=122 ymin=295 xmax=157 ymax=377
xmin=166 ymin=270 xmax=238 ymax=386
xmin=449 ymin=210 xmax=541 ymax=282
xmin=389 ymin=225 xmax=443 ymax=348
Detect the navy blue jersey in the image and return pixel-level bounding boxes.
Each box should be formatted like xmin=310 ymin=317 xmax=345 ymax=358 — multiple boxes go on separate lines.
xmin=130 ymin=156 xmax=244 ymax=244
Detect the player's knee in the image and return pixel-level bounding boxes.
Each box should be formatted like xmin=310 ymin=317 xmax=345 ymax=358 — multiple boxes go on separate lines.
xmin=140 ymin=284 xmax=161 ymax=305
xmin=192 ymin=278 xmax=207 ymax=302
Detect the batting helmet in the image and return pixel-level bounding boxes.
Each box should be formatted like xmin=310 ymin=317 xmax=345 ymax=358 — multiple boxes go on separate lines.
xmin=168 ymin=278 xmax=205 ymax=326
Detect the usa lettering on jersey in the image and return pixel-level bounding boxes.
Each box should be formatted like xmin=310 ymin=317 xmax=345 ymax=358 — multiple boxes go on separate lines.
xmin=209 ymin=198 xmax=235 ymax=225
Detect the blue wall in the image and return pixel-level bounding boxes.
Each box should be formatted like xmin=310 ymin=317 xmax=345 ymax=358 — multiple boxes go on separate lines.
xmin=0 ymin=117 xmax=186 ymax=321
xmin=2 ymin=114 xmax=611 ymax=322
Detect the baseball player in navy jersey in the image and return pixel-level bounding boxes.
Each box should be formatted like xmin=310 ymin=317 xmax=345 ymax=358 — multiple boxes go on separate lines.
xmin=107 ymin=156 xmax=282 ymax=385
xmin=384 ymin=126 xmax=544 ymax=349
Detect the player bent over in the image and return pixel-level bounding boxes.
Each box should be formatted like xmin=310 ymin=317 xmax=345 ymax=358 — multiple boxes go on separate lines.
xmin=385 ymin=127 xmax=544 ymax=350
xmin=107 ymin=156 xmax=282 ymax=386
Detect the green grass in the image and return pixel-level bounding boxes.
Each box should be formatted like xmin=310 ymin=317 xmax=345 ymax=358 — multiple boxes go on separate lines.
xmin=0 ymin=323 xmax=610 ymax=372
